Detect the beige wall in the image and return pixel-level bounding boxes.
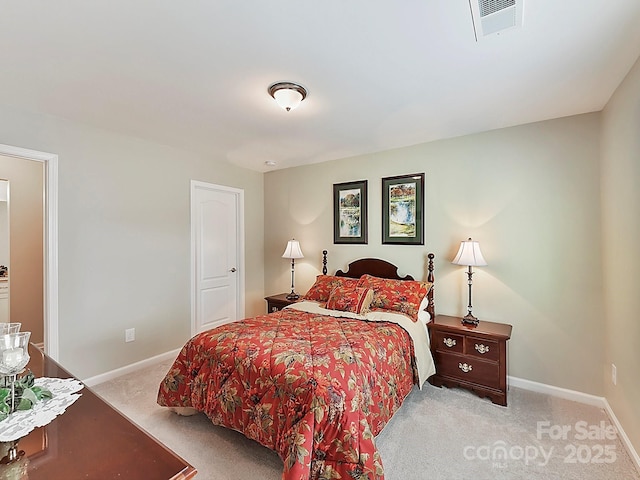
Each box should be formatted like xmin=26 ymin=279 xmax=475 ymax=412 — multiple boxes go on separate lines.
xmin=265 ymin=113 xmax=604 ymax=396
xmin=0 ymin=104 xmax=265 ymax=379
xmin=601 ymin=55 xmax=640 ymax=455
xmin=0 ymin=155 xmax=44 ymax=344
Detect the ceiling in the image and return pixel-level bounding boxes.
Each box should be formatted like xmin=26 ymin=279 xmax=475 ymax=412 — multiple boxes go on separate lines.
xmin=1 ymin=1 xmax=639 ymax=173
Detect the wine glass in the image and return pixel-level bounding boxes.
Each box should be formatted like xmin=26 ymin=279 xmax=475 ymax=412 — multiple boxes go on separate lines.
xmin=0 ymin=323 xmax=21 ymax=335
xmin=0 ymin=332 xmax=31 ymax=413
xmin=0 ymin=332 xmax=30 ymax=375
xmin=0 ymin=325 xmax=21 ymax=388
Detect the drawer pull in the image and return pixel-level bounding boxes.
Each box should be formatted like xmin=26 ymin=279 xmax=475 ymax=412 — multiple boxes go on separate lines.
xmin=459 ymin=362 xmax=473 ymax=373
xmin=443 ymin=337 xmax=457 ymax=348
xmin=475 ymin=343 xmax=490 ymax=354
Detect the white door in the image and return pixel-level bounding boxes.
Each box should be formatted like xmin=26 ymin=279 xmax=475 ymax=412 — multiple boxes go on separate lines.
xmin=191 ymin=181 xmax=244 ymax=335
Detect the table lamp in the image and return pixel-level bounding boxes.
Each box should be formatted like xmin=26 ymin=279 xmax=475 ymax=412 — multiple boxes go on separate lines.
xmin=452 ymin=237 xmax=487 ymax=325
xmin=282 ymin=239 xmax=304 ymax=300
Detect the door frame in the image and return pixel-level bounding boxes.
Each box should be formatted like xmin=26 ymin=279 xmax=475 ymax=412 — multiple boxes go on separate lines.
xmin=0 ymin=143 xmax=59 ymax=360
xmin=190 ymin=180 xmax=244 ymax=336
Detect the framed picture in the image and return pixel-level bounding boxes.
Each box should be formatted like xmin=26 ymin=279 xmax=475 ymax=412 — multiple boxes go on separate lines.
xmin=382 ymin=173 xmax=424 ymax=245
xmin=333 ymin=180 xmax=368 ymax=244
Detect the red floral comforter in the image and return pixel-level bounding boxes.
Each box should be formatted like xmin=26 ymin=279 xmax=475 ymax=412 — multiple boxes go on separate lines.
xmin=157 ymin=307 xmax=417 ymax=480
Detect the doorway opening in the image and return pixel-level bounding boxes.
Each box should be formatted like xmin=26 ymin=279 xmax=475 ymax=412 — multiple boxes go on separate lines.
xmin=0 ymin=144 xmax=59 ymax=360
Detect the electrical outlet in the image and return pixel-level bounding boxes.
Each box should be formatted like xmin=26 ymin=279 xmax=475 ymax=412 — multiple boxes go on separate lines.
xmin=611 ymin=364 xmax=617 ymax=385
xmin=125 ymin=328 xmax=135 ymax=343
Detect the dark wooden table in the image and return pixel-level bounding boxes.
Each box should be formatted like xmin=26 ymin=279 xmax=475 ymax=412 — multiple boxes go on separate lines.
xmin=428 ymin=314 xmax=512 ymax=406
xmin=0 ymin=344 xmax=197 ymax=479
xmin=264 ymin=293 xmax=299 ymax=313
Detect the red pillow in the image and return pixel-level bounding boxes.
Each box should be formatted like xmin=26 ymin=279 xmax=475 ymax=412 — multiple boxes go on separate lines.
xmin=326 ymin=286 xmax=374 ymax=315
xmin=303 ymin=275 xmax=359 ymax=302
xmin=357 ymin=274 xmax=433 ymax=322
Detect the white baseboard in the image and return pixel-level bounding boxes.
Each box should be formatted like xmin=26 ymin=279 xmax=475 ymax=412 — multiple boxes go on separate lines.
xmin=508 ymin=375 xmax=606 ymax=408
xmin=83 ymin=348 xmax=181 ymax=387
xmin=603 ymin=398 xmax=640 ymax=474
xmin=509 ymin=375 xmax=640 ymax=474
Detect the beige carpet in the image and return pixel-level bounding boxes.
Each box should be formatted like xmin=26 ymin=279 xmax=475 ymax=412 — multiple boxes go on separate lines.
xmin=93 ymin=360 xmax=640 ymax=480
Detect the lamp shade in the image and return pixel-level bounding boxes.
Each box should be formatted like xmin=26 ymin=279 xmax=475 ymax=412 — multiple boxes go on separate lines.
xmin=282 ymin=239 xmax=304 ymax=259
xmin=274 ymin=89 xmax=302 ymax=111
xmin=268 ymin=82 xmax=308 ymax=112
xmin=452 ymin=238 xmax=487 ymax=266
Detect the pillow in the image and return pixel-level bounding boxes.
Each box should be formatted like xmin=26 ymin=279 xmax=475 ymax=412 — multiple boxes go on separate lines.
xmin=357 ymin=274 xmax=433 ymax=322
xmin=326 ymin=286 xmax=374 ymax=315
xmin=303 ymin=275 xmax=359 ymax=302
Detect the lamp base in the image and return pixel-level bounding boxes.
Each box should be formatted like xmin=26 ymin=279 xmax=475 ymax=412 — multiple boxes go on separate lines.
xmin=286 ymin=292 xmax=300 ymax=301
xmin=0 ymin=440 xmax=25 ymax=465
xmin=461 ymin=313 xmax=479 ymax=326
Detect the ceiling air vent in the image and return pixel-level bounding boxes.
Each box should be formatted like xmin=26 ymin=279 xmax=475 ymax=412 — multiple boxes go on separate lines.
xmin=469 ymin=0 xmax=524 ymax=40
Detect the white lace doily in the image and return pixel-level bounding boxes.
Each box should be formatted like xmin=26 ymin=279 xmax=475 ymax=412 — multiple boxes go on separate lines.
xmin=0 ymin=377 xmax=84 ymax=442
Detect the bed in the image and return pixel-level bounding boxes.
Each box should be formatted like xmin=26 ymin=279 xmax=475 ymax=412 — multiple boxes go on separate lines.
xmin=157 ymin=253 xmax=436 ymax=480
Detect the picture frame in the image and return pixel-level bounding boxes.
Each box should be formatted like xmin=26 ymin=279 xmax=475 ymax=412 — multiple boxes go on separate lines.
xmin=382 ymin=173 xmax=424 ymax=245
xmin=333 ymin=180 xmax=368 ymax=244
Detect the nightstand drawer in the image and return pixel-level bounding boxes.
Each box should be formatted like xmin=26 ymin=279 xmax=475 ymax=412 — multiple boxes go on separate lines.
xmin=264 ymin=293 xmax=298 ymax=313
xmin=465 ymin=336 xmax=499 ymax=362
xmin=434 ymin=351 xmax=500 ymax=388
xmin=268 ymin=302 xmax=287 ymax=313
xmin=431 ymin=331 xmax=464 ymax=354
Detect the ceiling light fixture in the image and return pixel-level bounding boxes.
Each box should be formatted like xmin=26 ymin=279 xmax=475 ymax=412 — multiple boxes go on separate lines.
xmin=268 ymin=82 xmax=307 ymax=112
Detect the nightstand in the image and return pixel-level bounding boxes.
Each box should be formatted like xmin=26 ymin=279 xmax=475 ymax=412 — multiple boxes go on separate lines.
xmin=264 ymin=293 xmax=299 ymax=313
xmin=428 ymin=314 xmax=512 ymax=406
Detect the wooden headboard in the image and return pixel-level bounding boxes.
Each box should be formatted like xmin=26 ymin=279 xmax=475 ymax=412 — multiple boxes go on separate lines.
xmin=321 ymin=250 xmax=436 ymax=320
xmin=335 ymin=258 xmax=414 ymax=280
